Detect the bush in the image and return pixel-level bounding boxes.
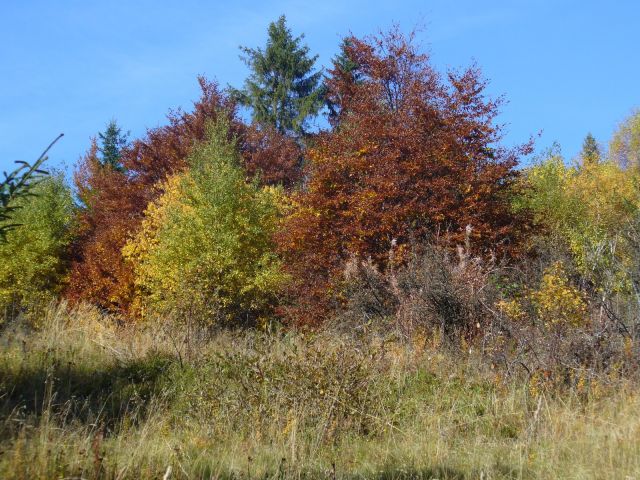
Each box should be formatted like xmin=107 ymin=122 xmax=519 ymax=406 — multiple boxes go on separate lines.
xmin=0 ymin=174 xmax=75 ymax=320
xmin=516 ymin=149 xmax=639 ymax=295
xmin=123 ymin=118 xmax=288 ymax=327
xmin=337 ymin=240 xmax=499 ymax=343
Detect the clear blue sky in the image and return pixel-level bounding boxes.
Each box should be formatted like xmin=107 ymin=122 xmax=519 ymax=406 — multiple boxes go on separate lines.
xmin=1 ymin=0 xmax=638 ymax=174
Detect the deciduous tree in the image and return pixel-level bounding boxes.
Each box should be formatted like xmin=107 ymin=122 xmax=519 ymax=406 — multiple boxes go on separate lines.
xmin=278 ymin=29 xmax=532 ymax=324
xmin=123 ymin=119 xmax=287 ymax=325
xmin=0 ymin=174 xmax=75 ymax=318
xmin=610 ymin=110 xmax=640 ymax=170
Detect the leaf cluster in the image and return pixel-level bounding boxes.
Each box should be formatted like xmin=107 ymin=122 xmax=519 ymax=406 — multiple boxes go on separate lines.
xmin=0 ymin=134 xmax=62 ymax=242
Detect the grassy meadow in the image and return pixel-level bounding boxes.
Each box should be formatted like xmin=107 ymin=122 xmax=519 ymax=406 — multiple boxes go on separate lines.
xmin=1 ymin=303 xmax=639 ymax=480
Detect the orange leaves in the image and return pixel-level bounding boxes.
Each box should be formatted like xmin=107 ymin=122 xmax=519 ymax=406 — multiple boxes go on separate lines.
xmin=63 ymin=31 xmax=533 ymax=328
xmin=66 ymin=80 xmax=238 ymax=314
xmin=277 ymin=29 xmax=530 ymax=326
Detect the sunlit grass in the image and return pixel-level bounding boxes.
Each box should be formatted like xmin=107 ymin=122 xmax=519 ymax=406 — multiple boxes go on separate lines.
xmin=1 ymin=303 xmax=639 ymax=479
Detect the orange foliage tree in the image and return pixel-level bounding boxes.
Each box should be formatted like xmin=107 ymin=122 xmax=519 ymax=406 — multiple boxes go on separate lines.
xmin=278 ymin=29 xmax=532 ymax=325
xmin=67 ymin=78 xmax=304 ymax=314
xmin=67 ymin=79 xmax=239 ymax=313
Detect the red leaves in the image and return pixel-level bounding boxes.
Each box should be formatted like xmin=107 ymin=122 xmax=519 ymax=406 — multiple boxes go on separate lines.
xmin=64 ymin=29 xmax=533 ymax=327
xmin=278 ymin=30 xmax=531 ymax=326
xmin=66 ymin=79 xmax=238 ymax=314
xmin=240 ymin=124 xmax=303 ymax=189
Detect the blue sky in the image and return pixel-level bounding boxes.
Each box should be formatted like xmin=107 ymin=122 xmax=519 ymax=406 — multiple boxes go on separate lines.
xmin=1 ymin=0 xmax=638 ymax=174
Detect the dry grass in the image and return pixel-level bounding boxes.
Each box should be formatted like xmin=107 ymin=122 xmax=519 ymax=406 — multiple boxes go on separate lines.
xmin=1 ymin=303 xmax=640 ymax=479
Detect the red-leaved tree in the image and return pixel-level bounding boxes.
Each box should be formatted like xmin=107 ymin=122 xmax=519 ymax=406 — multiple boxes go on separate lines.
xmin=67 ymin=78 xmax=240 ymax=313
xmin=241 ymin=123 xmax=303 ymax=189
xmin=277 ymin=29 xmax=532 ymax=325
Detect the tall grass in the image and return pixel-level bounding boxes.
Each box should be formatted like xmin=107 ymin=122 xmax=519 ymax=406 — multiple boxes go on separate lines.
xmin=1 ymin=303 xmax=640 ymax=479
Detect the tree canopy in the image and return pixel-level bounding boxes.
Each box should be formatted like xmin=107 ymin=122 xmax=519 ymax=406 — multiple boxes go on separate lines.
xmin=232 ymin=15 xmax=324 ymax=137
xmin=277 ymin=29 xmax=532 ymax=324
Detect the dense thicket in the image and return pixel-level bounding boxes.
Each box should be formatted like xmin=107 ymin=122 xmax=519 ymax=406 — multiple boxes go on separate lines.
xmin=2 ymin=20 xmax=639 ymax=361
xmin=277 ymin=30 xmax=532 ymax=324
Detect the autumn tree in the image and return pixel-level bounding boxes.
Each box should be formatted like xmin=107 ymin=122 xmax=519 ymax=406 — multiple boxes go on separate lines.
xmin=232 ymin=15 xmax=324 ymax=136
xmin=123 ymin=119 xmax=287 ymax=325
xmin=517 ymin=148 xmax=639 ymax=295
xmin=277 ymin=29 xmax=532 ymax=324
xmin=66 ymin=78 xmax=239 ymax=313
xmin=610 ymin=109 xmax=640 ymax=169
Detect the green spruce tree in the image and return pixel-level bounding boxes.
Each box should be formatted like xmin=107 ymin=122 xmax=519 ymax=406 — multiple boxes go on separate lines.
xmin=98 ymin=120 xmax=128 ymax=170
xmin=326 ymin=38 xmax=362 ymax=123
xmin=580 ymin=133 xmax=601 ymax=166
xmin=232 ymin=15 xmax=323 ymax=137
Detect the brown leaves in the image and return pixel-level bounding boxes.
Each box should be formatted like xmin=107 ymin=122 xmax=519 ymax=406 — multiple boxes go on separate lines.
xmin=278 ymin=29 xmax=531 ymax=326
xmin=66 ymin=78 xmax=307 ymax=315
xmin=66 ymin=79 xmax=238 ymax=314
xmin=240 ymin=124 xmax=303 ymax=189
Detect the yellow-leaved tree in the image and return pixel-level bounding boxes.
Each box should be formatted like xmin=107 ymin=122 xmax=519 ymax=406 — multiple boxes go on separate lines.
xmin=517 ymin=146 xmax=639 ymax=296
xmin=0 ymin=174 xmax=75 ymax=320
xmin=610 ymin=110 xmax=640 ymax=170
xmin=123 ymin=118 xmax=288 ymax=326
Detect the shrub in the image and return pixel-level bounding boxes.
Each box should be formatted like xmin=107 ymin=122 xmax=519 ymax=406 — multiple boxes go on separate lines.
xmin=337 ymin=241 xmax=498 ymax=343
xmin=123 ymin=119 xmax=288 ymax=327
xmin=529 ymin=261 xmax=588 ymax=329
xmin=0 ymin=174 xmax=75 ymax=320
xmin=517 ymin=149 xmax=640 ymax=295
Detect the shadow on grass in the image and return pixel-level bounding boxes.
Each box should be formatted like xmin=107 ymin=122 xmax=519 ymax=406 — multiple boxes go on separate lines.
xmin=0 ymin=351 xmax=176 ymax=430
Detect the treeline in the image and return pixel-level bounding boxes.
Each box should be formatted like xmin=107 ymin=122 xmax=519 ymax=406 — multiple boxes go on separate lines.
xmin=3 ymin=17 xmax=640 ymax=373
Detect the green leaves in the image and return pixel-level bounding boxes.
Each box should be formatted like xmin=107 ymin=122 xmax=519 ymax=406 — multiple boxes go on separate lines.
xmin=98 ymin=119 xmax=128 ymax=171
xmin=124 ymin=118 xmax=288 ymax=325
xmin=520 ymin=151 xmax=640 ymax=294
xmin=232 ymin=15 xmax=323 ymax=136
xmin=0 ymin=134 xmax=63 ymax=243
xmin=0 ymin=174 xmax=75 ymax=317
